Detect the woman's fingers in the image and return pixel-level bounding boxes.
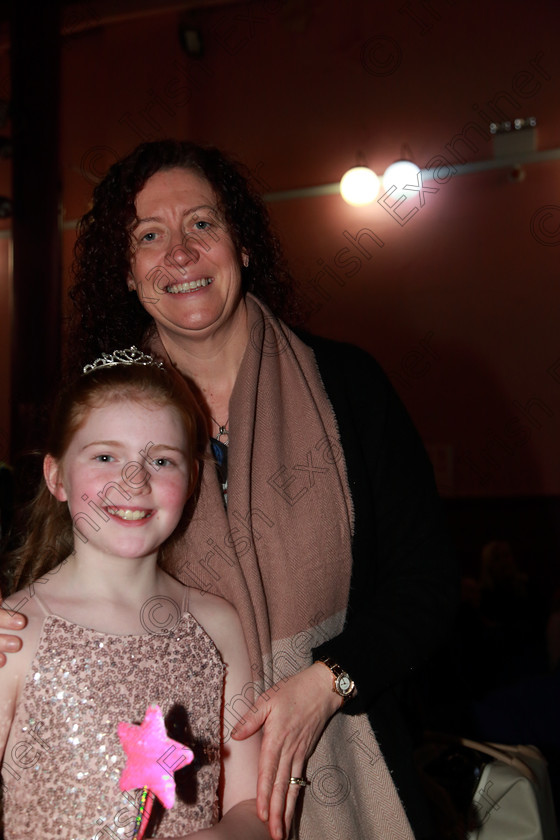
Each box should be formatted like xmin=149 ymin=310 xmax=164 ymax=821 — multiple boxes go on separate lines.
xmin=0 ymin=597 xmax=27 ymax=665
xmin=260 ymin=721 xmax=309 ymax=840
xmin=283 ymin=777 xmax=306 ymax=839
xmin=0 ymin=632 xmax=23 ymax=649
xmin=267 ymin=763 xmax=293 ymax=839
xmin=268 ymin=761 xmax=306 ymax=840
xmin=259 ymin=724 xmax=306 ymax=836
xmin=0 ymin=633 xmax=23 ymax=666
xmin=231 ymin=696 xmax=266 ymax=742
xmin=0 ymin=601 xmax=26 ymax=629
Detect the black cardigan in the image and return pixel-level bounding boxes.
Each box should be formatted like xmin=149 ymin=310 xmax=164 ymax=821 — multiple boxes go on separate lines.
xmin=305 ymin=333 xmax=458 ymax=838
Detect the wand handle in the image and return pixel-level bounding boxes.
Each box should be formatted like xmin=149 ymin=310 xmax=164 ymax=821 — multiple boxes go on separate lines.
xmin=133 ymin=787 xmax=154 ymax=840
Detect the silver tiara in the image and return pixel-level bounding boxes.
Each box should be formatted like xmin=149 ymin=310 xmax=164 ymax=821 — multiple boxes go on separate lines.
xmin=83 ymin=346 xmax=165 ymax=375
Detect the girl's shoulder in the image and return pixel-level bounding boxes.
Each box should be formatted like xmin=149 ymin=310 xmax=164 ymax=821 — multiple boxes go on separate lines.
xmin=3 ymin=585 xmax=49 ymax=620
xmin=155 ymin=571 xmax=245 ymax=661
xmin=161 ymin=570 xmax=238 ymax=628
xmin=3 ymin=576 xmax=69 ymax=638
xmin=188 ymin=587 xmax=238 ymax=623
xmin=187 ymin=588 xmax=244 ymax=660
xmin=3 ymin=586 xmax=50 ymax=640
xmin=0 ymin=588 xmax=49 ymax=692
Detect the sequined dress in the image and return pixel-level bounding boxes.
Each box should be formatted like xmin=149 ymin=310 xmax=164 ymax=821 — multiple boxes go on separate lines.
xmin=2 ymin=591 xmax=224 ymax=840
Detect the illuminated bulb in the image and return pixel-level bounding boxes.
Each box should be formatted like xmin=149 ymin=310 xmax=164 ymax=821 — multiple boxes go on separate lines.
xmin=340 ymin=166 xmax=380 ymax=206
xmin=382 ymin=160 xmax=421 ymax=192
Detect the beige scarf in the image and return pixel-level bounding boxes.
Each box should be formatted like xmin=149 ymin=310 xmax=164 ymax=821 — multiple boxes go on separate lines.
xmin=164 ymin=294 xmax=414 ymax=839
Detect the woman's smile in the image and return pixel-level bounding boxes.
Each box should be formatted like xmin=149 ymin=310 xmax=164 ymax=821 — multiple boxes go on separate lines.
xmin=166 ymin=276 xmax=214 ymax=294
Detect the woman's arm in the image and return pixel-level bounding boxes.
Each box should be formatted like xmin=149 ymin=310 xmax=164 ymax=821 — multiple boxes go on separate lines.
xmin=309 ymin=339 xmax=458 ymax=706
xmin=232 ymin=338 xmax=458 ymax=837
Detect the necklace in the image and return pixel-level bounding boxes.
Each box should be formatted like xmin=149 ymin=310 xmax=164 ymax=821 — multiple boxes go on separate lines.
xmin=212 ymin=416 xmax=229 ymax=445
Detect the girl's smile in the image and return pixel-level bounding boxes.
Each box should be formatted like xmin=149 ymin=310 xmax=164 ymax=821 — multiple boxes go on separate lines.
xmin=105 ymin=506 xmax=154 ymax=521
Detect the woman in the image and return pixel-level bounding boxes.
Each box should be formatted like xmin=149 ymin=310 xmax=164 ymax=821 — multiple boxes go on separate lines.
xmin=1 ymin=141 xmax=457 ymax=839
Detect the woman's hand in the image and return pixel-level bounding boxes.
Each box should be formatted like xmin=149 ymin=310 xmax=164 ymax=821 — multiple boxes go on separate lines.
xmin=0 ymin=596 xmax=26 ymax=665
xmin=231 ymin=662 xmax=342 ymax=840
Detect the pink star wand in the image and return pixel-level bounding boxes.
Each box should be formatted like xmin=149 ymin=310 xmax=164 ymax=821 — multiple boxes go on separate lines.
xmin=118 ymin=705 xmax=194 ymax=839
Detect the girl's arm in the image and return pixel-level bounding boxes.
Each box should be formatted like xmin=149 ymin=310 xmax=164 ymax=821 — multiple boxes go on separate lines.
xmin=179 ymin=592 xmax=272 ymax=840
xmin=185 ymin=799 xmax=269 ymax=839
xmin=159 ymin=800 xmax=268 ymax=840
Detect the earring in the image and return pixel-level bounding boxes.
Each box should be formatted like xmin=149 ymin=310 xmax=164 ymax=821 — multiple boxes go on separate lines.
xmin=242 ymin=253 xmax=249 ymax=268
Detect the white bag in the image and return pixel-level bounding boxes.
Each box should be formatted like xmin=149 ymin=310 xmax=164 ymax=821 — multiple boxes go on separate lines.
xmin=465 ymin=741 xmax=559 ymax=840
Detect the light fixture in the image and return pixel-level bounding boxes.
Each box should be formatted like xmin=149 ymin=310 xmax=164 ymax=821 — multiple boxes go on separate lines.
xmin=382 ymin=159 xmax=421 ymax=193
xmin=339 ymin=166 xmax=380 ymax=206
xmin=340 ymin=147 xmax=421 ymax=206
xmin=263 ymin=130 xmax=560 ymax=205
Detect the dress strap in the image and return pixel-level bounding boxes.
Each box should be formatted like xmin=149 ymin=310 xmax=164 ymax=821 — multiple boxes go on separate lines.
xmin=32 ymin=591 xmax=52 ymax=616
xmin=180 ymin=584 xmax=189 ymax=614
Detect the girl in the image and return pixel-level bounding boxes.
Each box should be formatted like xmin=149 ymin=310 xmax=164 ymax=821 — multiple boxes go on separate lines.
xmin=0 ymin=349 xmax=269 ymax=840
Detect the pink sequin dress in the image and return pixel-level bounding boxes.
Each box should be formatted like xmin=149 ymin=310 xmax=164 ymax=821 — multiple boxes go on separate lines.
xmin=2 ymin=591 xmax=224 ymax=839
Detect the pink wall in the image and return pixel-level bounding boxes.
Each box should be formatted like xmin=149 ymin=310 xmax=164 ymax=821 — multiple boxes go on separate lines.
xmin=2 ymin=0 xmax=560 ymax=497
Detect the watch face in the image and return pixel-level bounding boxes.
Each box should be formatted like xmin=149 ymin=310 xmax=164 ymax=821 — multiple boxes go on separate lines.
xmin=337 ymin=674 xmax=352 ymax=695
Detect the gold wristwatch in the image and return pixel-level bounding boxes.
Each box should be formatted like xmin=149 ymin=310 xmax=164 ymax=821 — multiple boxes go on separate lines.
xmin=317 ymin=657 xmax=355 ymax=701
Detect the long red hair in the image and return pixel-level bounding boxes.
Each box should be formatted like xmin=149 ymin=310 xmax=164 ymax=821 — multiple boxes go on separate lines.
xmin=6 ymin=362 xmax=207 ymax=592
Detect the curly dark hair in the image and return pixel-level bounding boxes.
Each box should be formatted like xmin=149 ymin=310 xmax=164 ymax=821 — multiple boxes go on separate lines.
xmin=68 ymin=140 xmax=298 ymax=370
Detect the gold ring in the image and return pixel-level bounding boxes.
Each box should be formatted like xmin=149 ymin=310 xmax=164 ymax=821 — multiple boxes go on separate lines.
xmin=289 ymin=777 xmax=308 ymax=787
